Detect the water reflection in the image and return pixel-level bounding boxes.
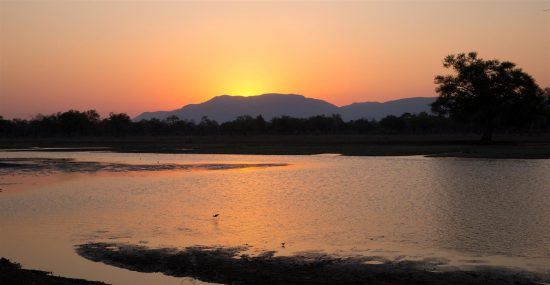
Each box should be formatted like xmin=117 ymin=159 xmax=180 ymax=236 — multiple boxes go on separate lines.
xmin=1 ymin=152 xmax=550 ymax=284
xmin=429 ymin=159 xmax=550 ymax=266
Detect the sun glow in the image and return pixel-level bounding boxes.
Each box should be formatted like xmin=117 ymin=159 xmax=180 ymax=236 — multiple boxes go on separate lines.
xmin=1 ymin=1 xmax=548 ymax=118
xmin=224 ymin=84 xmax=268 ymax=97
xmin=219 ymin=69 xmax=274 ymax=97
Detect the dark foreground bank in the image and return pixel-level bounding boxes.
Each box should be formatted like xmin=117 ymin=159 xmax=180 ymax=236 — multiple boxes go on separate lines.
xmin=2 ymin=134 xmax=550 ymax=159
xmin=77 ymin=243 xmax=545 ymax=285
xmin=0 ymin=258 xmax=105 ymax=285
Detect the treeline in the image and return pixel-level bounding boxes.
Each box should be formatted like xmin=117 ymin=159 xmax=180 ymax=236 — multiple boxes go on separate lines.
xmin=1 ymin=110 xmax=549 ymax=138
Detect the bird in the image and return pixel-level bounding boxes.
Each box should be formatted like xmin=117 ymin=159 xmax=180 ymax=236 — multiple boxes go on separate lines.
xmin=281 ymin=242 xmax=286 ymax=248
xmin=213 ymin=213 xmax=219 ymax=218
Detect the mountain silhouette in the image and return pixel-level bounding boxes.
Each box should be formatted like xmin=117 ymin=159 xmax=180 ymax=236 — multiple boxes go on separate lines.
xmin=134 ymin=93 xmax=435 ymax=122
xmin=338 ymin=97 xmax=436 ymax=121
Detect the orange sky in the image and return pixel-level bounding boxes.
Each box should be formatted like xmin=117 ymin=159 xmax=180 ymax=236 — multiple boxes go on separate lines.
xmin=1 ymin=1 xmax=549 ymax=119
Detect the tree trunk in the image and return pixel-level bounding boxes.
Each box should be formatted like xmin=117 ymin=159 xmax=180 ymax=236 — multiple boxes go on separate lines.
xmin=481 ymin=117 xmax=494 ymax=143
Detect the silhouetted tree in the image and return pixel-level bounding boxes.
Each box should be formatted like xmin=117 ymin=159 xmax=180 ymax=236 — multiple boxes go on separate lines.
xmin=138 ymin=118 xmax=167 ymax=135
xmin=431 ymin=52 xmax=545 ymax=142
xmin=379 ymin=115 xmax=405 ymax=133
xmin=270 ymin=116 xmax=305 ymax=134
xmin=0 ymin=116 xmax=9 ymax=136
xmin=255 ymin=115 xmax=267 ymax=133
xmin=103 ymin=113 xmax=131 ymax=136
xmin=2 ymin=101 xmax=549 ymax=138
xmin=347 ymin=118 xmax=376 ymax=134
xmin=220 ymin=115 xmax=268 ymax=135
xmin=197 ymin=116 xmax=219 ymax=135
xmin=164 ymin=115 xmax=195 ymax=135
xmin=165 ymin=115 xmax=180 ymax=126
xmin=539 ymin=88 xmax=550 ymax=131
xmin=56 ymin=109 xmax=99 ymax=136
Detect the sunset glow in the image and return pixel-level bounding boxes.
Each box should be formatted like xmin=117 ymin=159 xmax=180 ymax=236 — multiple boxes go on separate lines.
xmin=1 ymin=1 xmax=549 ymax=118
xmin=2 ymin=2 xmax=550 ymax=284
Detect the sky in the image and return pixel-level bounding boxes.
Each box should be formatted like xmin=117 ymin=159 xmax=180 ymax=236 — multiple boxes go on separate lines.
xmin=1 ymin=1 xmax=549 ymax=119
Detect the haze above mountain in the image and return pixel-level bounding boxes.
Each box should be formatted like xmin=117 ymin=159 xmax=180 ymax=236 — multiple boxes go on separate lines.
xmin=134 ymin=93 xmax=435 ymax=122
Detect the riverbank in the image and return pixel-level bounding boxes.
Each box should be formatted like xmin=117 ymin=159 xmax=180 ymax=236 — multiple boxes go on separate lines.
xmin=2 ymin=134 xmax=550 ymax=158
xmin=0 ymin=258 xmax=105 ymax=285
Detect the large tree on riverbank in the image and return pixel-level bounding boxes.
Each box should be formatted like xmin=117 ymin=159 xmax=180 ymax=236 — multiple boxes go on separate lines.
xmin=431 ymin=52 xmax=546 ymax=142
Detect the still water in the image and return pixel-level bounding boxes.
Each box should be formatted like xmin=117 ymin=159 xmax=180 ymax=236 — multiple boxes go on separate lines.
xmin=1 ymin=151 xmax=549 ymax=284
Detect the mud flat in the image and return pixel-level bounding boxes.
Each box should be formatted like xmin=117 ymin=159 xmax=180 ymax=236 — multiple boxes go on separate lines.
xmin=0 ymin=157 xmax=287 ymax=175
xmin=76 ymin=243 xmax=545 ymax=285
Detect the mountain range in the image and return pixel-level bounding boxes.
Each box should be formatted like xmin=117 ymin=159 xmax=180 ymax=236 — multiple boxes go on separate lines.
xmin=134 ymin=93 xmax=435 ymax=122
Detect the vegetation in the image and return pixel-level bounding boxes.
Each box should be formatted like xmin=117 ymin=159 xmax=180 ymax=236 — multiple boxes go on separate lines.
xmin=432 ymin=52 xmax=549 ymax=142
xmin=1 ymin=108 xmax=549 ymax=139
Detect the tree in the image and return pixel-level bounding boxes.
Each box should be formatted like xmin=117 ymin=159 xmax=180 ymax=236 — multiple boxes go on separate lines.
xmin=197 ymin=116 xmax=219 ymax=135
xmin=431 ymin=52 xmax=545 ymax=142
xmin=165 ymin=115 xmax=181 ymax=126
xmin=57 ymin=109 xmax=99 ymax=136
xmin=379 ymin=115 xmax=404 ymax=133
xmin=103 ymin=113 xmax=132 ymax=135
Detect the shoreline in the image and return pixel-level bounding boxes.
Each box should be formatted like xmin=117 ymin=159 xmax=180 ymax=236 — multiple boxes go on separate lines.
xmin=1 ymin=135 xmax=550 ymax=159
xmin=0 ymin=257 xmax=105 ymax=285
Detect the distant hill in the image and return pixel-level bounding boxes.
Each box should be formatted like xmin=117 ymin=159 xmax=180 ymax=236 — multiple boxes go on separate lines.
xmin=338 ymin=97 xmax=436 ymax=120
xmin=134 ymin=93 xmax=435 ymax=122
xmin=135 ymin=94 xmax=338 ymax=122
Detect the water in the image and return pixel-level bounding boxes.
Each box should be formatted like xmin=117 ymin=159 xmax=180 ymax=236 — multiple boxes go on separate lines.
xmin=1 ymin=151 xmax=550 ymax=284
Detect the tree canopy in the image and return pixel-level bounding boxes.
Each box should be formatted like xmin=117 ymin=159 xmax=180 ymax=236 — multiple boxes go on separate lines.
xmin=431 ymin=52 xmax=547 ymax=142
